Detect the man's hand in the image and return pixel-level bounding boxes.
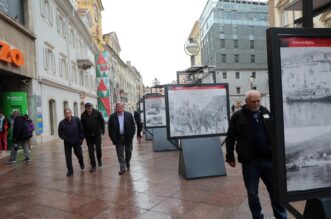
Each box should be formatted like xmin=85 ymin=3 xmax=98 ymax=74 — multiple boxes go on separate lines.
xmin=227 ymin=161 xmax=236 ymax=168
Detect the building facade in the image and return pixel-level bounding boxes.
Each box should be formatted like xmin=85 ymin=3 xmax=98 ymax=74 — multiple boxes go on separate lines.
xmin=187 ymin=21 xmax=202 ymax=66
xmin=31 ymin=0 xmax=98 ymax=143
xmin=200 ymin=0 xmax=269 ymax=104
xmin=0 ymin=0 xmax=37 ymax=146
xmin=103 ymin=32 xmax=144 ymax=114
xmin=76 ymin=0 xmax=104 ymax=50
xmin=269 ymin=0 xmax=331 ymax=28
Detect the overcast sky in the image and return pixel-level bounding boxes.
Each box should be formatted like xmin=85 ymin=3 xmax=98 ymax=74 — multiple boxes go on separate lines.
xmin=102 ymin=0 xmax=208 ymax=86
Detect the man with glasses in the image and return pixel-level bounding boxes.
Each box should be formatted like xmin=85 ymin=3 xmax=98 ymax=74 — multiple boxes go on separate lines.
xmin=225 ymin=90 xmax=287 ymax=219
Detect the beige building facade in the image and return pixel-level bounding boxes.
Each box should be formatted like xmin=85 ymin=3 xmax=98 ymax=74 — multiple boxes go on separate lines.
xmin=187 ymin=21 xmax=202 ymax=66
xmin=269 ymin=0 xmax=331 ymax=27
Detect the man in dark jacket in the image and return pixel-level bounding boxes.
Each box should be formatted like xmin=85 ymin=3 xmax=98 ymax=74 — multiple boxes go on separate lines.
xmin=81 ymin=103 xmax=105 ymax=172
xmin=226 ymin=90 xmax=287 ymax=219
xmin=108 ymin=102 xmax=135 ymax=175
xmin=134 ymin=111 xmax=142 ymax=138
xmin=58 ymin=109 xmax=85 ymax=176
xmin=4 ymin=112 xmax=32 ymax=163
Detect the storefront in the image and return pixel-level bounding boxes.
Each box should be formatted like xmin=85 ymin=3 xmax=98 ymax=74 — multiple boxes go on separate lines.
xmin=0 ymin=5 xmax=37 ymax=149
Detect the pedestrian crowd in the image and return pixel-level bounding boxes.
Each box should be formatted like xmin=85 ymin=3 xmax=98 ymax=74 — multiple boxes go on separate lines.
xmin=1 ymin=91 xmax=288 ymax=219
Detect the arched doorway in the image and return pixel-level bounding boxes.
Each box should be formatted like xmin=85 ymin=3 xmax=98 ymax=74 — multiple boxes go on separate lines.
xmin=80 ymin=101 xmax=85 ymax=115
xmin=74 ymin=102 xmax=78 ymax=116
xmin=48 ymin=99 xmax=57 ymax=136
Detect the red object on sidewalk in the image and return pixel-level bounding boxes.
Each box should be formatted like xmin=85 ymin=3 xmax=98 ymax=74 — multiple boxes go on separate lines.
xmin=0 ymin=131 xmax=8 ymax=151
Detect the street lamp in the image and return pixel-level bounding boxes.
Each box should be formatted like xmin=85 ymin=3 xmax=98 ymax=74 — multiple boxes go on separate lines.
xmin=249 ymin=75 xmax=255 ymax=90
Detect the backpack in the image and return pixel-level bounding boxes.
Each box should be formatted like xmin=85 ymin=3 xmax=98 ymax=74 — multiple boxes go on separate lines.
xmin=20 ymin=118 xmax=33 ymax=139
xmin=27 ymin=119 xmax=35 ymax=132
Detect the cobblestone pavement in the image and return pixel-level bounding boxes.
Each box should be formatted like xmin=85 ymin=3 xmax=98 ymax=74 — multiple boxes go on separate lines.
xmin=0 ymin=135 xmax=304 ymax=218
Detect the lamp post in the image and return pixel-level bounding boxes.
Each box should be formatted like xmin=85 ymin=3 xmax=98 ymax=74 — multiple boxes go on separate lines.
xmin=184 ymin=38 xmax=200 ymax=66
xmin=249 ymin=75 xmax=255 ymax=90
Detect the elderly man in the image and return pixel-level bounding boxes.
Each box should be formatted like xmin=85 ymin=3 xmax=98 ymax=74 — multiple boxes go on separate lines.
xmin=58 ymin=109 xmax=85 ymax=176
xmin=225 ymin=90 xmax=287 ymax=219
xmin=81 ymin=103 xmax=105 ymax=172
xmin=108 ymin=102 xmax=135 ymax=175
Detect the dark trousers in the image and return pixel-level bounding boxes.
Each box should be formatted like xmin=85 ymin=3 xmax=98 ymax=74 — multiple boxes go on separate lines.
xmin=64 ymin=142 xmax=84 ymax=172
xmin=115 ymin=137 xmax=132 ymax=171
xmin=242 ymin=159 xmax=287 ymax=219
xmin=85 ymin=135 xmax=102 ymax=167
xmin=137 ymin=124 xmax=142 ymax=137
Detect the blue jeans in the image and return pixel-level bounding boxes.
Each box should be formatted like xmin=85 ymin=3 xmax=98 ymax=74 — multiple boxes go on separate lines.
xmin=242 ymin=159 xmax=287 ymax=219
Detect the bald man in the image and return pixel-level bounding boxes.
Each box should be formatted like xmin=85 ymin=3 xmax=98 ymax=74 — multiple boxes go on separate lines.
xmin=225 ymin=90 xmax=287 ymax=219
xmin=108 ymin=102 xmax=136 ymax=175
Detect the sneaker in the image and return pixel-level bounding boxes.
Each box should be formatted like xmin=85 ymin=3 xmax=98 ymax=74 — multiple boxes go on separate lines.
xmin=98 ymin=160 xmax=102 ymax=167
xmin=89 ymin=167 xmax=96 ymax=172
xmin=24 ymin=158 xmax=31 ymax=162
xmin=118 ymin=170 xmax=126 ymax=175
xmin=4 ymin=160 xmax=16 ymax=164
xmin=126 ymin=162 xmax=130 ymax=170
xmin=80 ymin=162 xmax=85 ymax=170
xmin=67 ymin=171 xmax=74 ymax=177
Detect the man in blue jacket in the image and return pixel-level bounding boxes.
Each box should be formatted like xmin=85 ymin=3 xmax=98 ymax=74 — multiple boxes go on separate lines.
xmin=58 ymin=109 xmax=85 ymax=176
xmin=108 ymin=102 xmax=135 ymax=175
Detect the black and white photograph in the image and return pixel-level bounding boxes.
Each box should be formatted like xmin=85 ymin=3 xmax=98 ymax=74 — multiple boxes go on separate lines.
xmin=280 ymin=37 xmax=331 ymax=192
xmin=166 ymin=84 xmax=229 ymax=139
xmin=144 ymin=96 xmax=166 ymax=128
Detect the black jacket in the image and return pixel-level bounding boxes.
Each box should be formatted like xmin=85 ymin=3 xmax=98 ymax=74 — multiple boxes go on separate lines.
xmin=225 ymin=105 xmax=272 ymax=163
xmin=81 ymin=109 xmax=105 ymax=136
xmin=108 ymin=111 xmax=136 ymax=146
xmin=12 ymin=116 xmax=32 ymax=142
xmin=58 ymin=117 xmax=84 ymax=145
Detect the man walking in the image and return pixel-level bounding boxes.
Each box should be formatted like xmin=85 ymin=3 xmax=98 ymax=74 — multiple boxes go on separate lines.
xmin=4 ymin=112 xmax=32 ymax=163
xmin=81 ymin=103 xmax=105 ymax=172
xmin=226 ymin=90 xmax=287 ymax=219
xmin=108 ymin=102 xmax=135 ymax=175
xmin=58 ymin=109 xmax=85 ymax=176
xmin=134 ymin=111 xmax=142 ymax=138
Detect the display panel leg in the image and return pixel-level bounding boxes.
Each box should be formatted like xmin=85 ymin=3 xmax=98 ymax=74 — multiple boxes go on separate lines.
xmin=152 ymin=127 xmax=177 ymax=152
xmin=144 ymin=128 xmax=153 ymax=141
xmin=178 ymin=137 xmax=226 ymax=179
xmin=303 ymin=197 xmax=331 ymax=219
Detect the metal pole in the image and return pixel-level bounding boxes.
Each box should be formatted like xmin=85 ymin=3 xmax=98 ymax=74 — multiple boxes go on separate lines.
xmin=302 ymin=0 xmax=313 ymax=28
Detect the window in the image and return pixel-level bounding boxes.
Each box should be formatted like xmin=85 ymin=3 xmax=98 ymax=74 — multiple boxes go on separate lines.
xmin=94 ymin=3 xmax=99 ymax=22
xmin=235 ymin=72 xmax=240 ymax=79
xmin=63 ymin=101 xmax=69 ymax=111
xmin=236 ymin=87 xmax=241 ymax=94
xmin=235 ymin=54 xmax=239 ymax=63
xmin=44 ymin=46 xmax=56 ymax=74
xmin=249 ymin=26 xmax=254 ymax=35
xmin=219 ymin=25 xmax=224 ymax=33
xmin=221 ymin=39 xmax=225 ymax=48
xmin=234 ymin=39 xmax=238 ymax=49
xmin=59 ymin=56 xmax=67 ymax=79
xmin=233 ymin=26 xmax=237 ymax=34
xmin=250 ymin=40 xmax=254 ymax=49
xmin=222 ymin=72 xmax=227 ymax=79
xmin=221 ymin=54 xmax=226 ymax=63
xmin=251 ymin=55 xmax=255 ymax=63
xmin=41 ymin=0 xmax=53 ymax=24
xmin=80 ymin=71 xmax=84 ymax=86
xmin=56 ymin=12 xmax=66 ymax=38
xmin=72 ymin=64 xmax=77 ymax=83
xmin=252 ymin=71 xmax=256 ymax=78
xmin=69 ymin=27 xmax=75 ymax=47
xmin=74 ymin=102 xmax=78 ymax=116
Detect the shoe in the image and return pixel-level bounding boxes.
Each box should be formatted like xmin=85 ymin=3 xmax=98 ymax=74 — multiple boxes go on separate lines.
xmin=89 ymin=167 xmax=96 ymax=172
xmin=118 ymin=170 xmax=126 ymax=175
xmin=126 ymin=162 xmax=130 ymax=170
xmin=80 ymin=163 xmax=85 ymax=170
xmin=98 ymin=160 xmax=102 ymax=167
xmin=67 ymin=171 xmax=73 ymax=177
xmin=24 ymin=158 xmax=31 ymax=162
xmin=4 ymin=160 xmax=16 ymax=164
